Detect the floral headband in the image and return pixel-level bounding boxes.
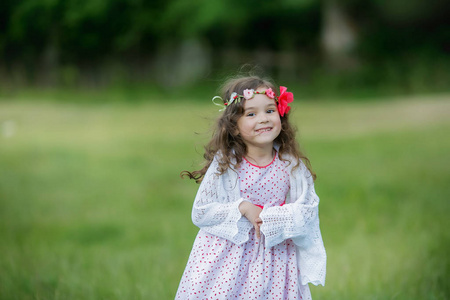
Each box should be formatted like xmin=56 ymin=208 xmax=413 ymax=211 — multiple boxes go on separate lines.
xmin=212 ymin=86 xmax=293 ymax=116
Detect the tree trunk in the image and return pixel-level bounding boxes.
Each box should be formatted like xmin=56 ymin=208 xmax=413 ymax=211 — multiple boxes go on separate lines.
xmin=321 ymin=0 xmax=358 ymax=70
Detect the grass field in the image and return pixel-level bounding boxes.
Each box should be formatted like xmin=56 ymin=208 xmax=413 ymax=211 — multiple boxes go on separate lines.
xmin=0 ymin=94 xmax=449 ymax=299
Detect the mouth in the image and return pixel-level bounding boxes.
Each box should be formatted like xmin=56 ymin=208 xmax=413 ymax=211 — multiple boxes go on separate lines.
xmin=255 ymin=127 xmax=272 ymax=134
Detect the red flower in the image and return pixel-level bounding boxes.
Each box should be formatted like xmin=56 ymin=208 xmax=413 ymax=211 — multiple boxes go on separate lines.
xmin=277 ymin=86 xmax=293 ymax=116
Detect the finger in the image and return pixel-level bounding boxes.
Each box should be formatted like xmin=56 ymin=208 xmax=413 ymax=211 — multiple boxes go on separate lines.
xmin=255 ymin=225 xmax=261 ymax=239
xmin=255 ymin=217 xmax=262 ymax=224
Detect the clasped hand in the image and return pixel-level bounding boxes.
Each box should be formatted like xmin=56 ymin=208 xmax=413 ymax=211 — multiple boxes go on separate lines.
xmin=239 ymin=201 xmax=263 ymax=239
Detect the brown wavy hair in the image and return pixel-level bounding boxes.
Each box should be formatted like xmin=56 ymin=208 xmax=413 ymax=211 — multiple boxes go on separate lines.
xmin=181 ymin=75 xmax=316 ymax=183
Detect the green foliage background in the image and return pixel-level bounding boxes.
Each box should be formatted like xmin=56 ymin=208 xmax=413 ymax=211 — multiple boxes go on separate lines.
xmin=1 ymin=0 xmax=449 ymax=94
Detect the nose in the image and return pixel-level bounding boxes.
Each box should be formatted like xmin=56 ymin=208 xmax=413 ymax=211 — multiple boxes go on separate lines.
xmin=258 ymin=113 xmax=269 ymax=123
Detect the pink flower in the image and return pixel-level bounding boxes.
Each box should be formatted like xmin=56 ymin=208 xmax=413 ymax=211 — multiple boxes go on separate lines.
xmin=277 ymin=86 xmax=293 ymax=117
xmin=243 ymin=89 xmax=255 ymax=100
xmin=265 ymin=88 xmax=275 ymax=99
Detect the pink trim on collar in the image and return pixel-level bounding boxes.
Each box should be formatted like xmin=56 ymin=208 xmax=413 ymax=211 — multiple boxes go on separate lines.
xmin=243 ymin=152 xmax=277 ymax=168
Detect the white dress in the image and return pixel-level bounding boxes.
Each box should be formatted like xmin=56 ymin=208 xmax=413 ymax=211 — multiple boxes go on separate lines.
xmin=176 ymin=154 xmax=312 ymax=299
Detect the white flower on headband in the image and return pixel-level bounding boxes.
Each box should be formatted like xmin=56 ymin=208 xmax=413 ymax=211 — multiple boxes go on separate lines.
xmin=243 ymin=89 xmax=255 ymax=100
xmin=228 ymin=92 xmax=238 ymax=105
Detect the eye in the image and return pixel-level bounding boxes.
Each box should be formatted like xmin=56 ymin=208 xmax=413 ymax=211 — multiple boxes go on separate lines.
xmin=246 ymin=112 xmax=255 ymax=117
xmin=267 ymin=109 xmax=276 ymax=113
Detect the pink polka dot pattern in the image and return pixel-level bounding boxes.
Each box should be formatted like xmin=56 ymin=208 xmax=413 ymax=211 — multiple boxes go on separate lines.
xmin=239 ymin=155 xmax=290 ymax=208
xmin=176 ymin=155 xmax=311 ymax=299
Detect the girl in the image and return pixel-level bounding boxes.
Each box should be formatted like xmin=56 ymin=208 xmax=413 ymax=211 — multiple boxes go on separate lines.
xmin=176 ymin=76 xmax=326 ymax=300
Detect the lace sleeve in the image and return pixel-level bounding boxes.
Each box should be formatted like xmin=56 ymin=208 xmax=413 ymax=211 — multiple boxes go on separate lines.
xmin=191 ymin=158 xmax=253 ymax=245
xmin=259 ymin=160 xmax=326 ymax=286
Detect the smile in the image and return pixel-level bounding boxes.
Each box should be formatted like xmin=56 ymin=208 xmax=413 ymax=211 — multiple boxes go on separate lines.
xmin=255 ymin=127 xmax=272 ymax=134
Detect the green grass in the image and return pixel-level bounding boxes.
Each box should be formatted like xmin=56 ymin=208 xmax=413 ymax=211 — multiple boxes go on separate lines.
xmin=0 ymin=95 xmax=449 ymax=299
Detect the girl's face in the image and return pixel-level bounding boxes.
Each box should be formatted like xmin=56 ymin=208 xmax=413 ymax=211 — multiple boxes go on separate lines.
xmin=236 ymin=87 xmax=282 ymax=152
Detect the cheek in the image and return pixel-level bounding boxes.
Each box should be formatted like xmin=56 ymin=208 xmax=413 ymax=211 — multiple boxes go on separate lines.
xmin=274 ymin=118 xmax=282 ymax=134
xmin=236 ymin=120 xmax=247 ymax=135
xmin=238 ymin=119 xmax=251 ymax=131
xmin=273 ymin=115 xmax=282 ymax=127
xmin=239 ymin=124 xmax=251 ymax=135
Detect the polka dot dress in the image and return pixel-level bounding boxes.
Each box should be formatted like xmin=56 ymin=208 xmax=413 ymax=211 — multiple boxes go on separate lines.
xmin=176 ymin=154 xmax=311 ymax=299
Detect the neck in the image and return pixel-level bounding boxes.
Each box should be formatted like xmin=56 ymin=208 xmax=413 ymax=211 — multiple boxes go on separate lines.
xmin=245 ymin=144 xmax=275 ymax=166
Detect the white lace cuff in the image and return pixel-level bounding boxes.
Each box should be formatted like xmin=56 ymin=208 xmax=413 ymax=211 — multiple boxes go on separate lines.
xmin=193 ymin=198 xmax=253 ymax=245
xmin=259 ymin=204 xmax=306 ymax=248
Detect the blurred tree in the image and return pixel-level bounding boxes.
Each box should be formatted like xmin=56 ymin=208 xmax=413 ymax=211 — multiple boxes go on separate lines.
xmin=1 ymin=0 xmax=64 ymax=84
xmin=321 ymin=0 xmax=358 ymax=70
xmin=0 ymin=0 xmax=448 ymax=90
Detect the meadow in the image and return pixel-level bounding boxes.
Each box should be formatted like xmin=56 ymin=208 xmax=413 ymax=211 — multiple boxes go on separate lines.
xmin=0 ymin=94 xmax=449 ymax=299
